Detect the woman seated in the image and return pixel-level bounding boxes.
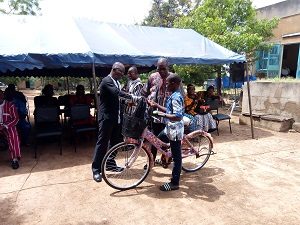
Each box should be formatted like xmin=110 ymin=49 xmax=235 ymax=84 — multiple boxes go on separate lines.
xmin=69 ymin=85 xmax=93 ymax=106
xmin=184 ymin=84 xmax=216 ymax=133
xmin=204 ymin=85 xmax=222 ymax=103
xmin=34 ymin=84 xmax=59 ymax=108
xmin=69 ymin=85 xmax=95 ymax=126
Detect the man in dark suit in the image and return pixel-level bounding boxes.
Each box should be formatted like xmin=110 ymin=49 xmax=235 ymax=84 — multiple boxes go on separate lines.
xmin=92 ymin=62 xmax=130 ymax=182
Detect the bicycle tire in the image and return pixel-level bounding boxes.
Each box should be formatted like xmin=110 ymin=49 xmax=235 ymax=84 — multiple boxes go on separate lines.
xmin=101 ymin=142 xmax=151 ymax=190
xmin=181 ymin=131 xmax=213 ymax=172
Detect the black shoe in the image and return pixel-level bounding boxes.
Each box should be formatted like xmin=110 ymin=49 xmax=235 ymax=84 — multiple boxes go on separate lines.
xmin=106 ymin=165 xmax=124 ymax=172
xmin=11 ymin=160 xmax=19 ymax=170
xmin=93 ymin=173 xmax=102 ymax=182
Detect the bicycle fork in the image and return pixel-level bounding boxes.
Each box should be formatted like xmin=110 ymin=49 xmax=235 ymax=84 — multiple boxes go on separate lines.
xmin=125 ymin=141 xmax=144 ymax=168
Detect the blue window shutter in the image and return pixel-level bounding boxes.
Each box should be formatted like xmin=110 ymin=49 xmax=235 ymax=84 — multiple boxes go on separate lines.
xmin=267 ymin=44 xmax=282 ymax=78
xmin=296 ymin=45 xmax=300 ymax=79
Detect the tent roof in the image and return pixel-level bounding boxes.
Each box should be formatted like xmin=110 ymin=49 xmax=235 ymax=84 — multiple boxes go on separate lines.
xmin=0 ymin=15 xmax=245 ymax=76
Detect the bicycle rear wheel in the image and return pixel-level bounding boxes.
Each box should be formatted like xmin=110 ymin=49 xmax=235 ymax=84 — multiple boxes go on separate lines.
xmin=181 ymin=132 xmax=213 ymax=172
xmin=101 ymin=142 xmax=151 ymax=190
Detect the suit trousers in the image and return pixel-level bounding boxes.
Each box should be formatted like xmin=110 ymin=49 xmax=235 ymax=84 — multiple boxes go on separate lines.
xmin=92 ymin=119 xmax=123 ymax=174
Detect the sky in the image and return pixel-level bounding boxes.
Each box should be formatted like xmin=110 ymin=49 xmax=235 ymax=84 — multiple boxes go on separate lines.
xmin=39 ymin=0 xmax=286 ymax=25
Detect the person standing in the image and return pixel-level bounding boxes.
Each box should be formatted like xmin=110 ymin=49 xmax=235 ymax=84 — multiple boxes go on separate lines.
xmin=123 ymin=66 xmax=143 ymax=96
xmin=0 ymin=90 xmax=21 ymax=169
xmin=4 ymin=84 xmax=31 ymax=146
xmin=92 ymin=62 xmax=132 ymax=182
xmin=123 ymin=66 xmax=144 ymax=115
xmin=143 ymin=58 xmax=174 ymax=162
xmin=148 ymin=74 xmax=184 ymax=191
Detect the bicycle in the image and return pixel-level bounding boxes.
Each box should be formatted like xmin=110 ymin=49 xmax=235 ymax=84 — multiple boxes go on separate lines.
xmin=101 ymin=113 xmax=214 ymax=191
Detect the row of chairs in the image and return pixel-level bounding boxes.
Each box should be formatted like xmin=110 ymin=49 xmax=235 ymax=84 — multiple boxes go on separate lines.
xmin=34 ymin=104 xmax=97 ymax=158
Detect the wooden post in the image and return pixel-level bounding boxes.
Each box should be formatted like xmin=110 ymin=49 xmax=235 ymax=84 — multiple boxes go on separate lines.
xmin=245 ymin=62 xmax=255 ymax=139
xmin=92 ymin=61 xmax=99 ymax=112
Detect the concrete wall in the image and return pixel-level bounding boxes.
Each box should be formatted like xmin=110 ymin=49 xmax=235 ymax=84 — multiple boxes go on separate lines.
xmin=270 ymin=14 xmax=300 ymax=44
xmin=257 ymin=0 xmax=300 ymax=44
xmin=242 ymin=82 xmax=300 ymax=122
xmin=257 ymin=0 xmax=300 ymax=20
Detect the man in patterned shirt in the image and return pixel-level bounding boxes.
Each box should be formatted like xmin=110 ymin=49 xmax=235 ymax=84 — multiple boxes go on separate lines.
xmin=143 ymin=58 xmax=173 ymax=161
xmin=148 ymin=74 xmax=184 ymax=191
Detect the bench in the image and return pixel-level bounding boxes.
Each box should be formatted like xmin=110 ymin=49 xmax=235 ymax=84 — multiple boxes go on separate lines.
xmin=239 ymin=113 xmax=294 ymax=132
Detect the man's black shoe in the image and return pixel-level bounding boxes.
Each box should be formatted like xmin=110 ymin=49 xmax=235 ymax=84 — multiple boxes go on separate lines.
xmin=106 ymin=165 xmax=124 ymax=172
xmin=11 ymin=160 xmax=19 ymax=170
xmin=93 ymin=173 xmax=102 ymax=182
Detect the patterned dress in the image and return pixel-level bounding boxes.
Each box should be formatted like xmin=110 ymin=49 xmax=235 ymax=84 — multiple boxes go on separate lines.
xmin=184 ymin=95 xmax=216 ymax=132
xmin=0 ymin=100 xmax=21 ymax=159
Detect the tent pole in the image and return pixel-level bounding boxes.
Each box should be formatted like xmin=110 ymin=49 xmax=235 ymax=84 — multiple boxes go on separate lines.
xmin=245 ymin=62 xmax=255 ymax=139
xmin=66 ymin=77 xmax=70 ymax=95
xmin=92 ymin=62 xmax=99 ymax=112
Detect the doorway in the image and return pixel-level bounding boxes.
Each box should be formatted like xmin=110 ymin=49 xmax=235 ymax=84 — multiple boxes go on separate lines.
xmin=281 ymin=43 xmax=300 ymax=78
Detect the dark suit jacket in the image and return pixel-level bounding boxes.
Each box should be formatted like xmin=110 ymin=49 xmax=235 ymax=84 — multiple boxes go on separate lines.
xmin=98 ymin=75 xmax=129 ymax=122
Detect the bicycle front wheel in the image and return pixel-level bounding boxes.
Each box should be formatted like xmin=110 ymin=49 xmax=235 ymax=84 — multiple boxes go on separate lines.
xmin=181 ymin=132 xmax=213 ymax=172
xmin=101 ymin=142 xmax=151 ymax=190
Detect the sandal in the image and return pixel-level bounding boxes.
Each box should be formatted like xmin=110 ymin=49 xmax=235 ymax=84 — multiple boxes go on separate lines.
xmin=155 ymin=159 xmax=163 ymax=166
xmin=159 ymin=182 xmax=179 ymax=191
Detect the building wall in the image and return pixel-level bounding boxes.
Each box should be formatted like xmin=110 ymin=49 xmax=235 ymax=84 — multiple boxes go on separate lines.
xmin=257 ymin=0 xmax=300 ymax=20
xmin=257 ymin=0 xmax=300 ymax=45
xmin=242 ymin=82 xmax=300 ymax=122
xmin=270 ymin=14 xmax=300 ymax=44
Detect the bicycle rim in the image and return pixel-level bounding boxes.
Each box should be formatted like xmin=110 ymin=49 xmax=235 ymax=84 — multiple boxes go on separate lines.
xmin=101 ymin=143 xmax=150 ymax=190
xmin=182 ymin=134 xmax=212 ymax=172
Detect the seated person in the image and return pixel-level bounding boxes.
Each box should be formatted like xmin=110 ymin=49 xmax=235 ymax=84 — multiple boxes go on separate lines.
xmin=4 ymin=84 xmax=31 ymax=146
xmin=69 ymin=85 xmax=93 ymax=106
xmin=0 ymin=90 xmax=21 ymax=169
xmin=204 ymin=85 xmax=222 ymax=103
xmin=34 ymin=84 xmax=59 ymax=108
xmin=69 ymin=85 xmax=95 ymax=126
xmin=184 ymin=84 xmax=216 ymax=132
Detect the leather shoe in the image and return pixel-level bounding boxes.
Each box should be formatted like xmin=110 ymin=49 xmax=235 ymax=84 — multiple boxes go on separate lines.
xmin=93 ymin=173 xmax=102 ymax=182
xmin=11 ymin=160 xmax=19 ymax=170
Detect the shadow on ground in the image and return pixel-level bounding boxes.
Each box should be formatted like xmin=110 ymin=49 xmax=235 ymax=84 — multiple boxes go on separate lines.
xmin=110 ymin=167 xmax=225 ymax=202
xmin=211 ymin=122 xmax=274 ymax=144
xmin=0 ymin=195 xmax=24 ymax=225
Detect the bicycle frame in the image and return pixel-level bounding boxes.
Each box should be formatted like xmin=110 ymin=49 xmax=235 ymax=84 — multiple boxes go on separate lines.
xmin=124 ymin=127 xmax=213 ymax=169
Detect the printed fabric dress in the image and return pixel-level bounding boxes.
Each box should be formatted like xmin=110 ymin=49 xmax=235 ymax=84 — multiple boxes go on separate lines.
xmin=184 ymin=95 xmax=216 ymax=132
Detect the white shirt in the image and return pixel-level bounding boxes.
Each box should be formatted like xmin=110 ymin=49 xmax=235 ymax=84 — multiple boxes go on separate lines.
xmin=108 ymin=74 xmax=121 ymax=124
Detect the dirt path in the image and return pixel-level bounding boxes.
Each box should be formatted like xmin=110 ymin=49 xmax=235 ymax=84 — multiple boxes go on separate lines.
xmin=0 ymin=92 xmax=299 ymax=225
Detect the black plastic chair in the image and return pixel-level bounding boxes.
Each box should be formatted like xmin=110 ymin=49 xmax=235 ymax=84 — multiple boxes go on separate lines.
xmin=34 ymin=106 xmax=63 ymax=158
xmin=69 ymin=104 xmax=97 ymax=152
xmin=207 ymin=100 xmax=235 ymax=135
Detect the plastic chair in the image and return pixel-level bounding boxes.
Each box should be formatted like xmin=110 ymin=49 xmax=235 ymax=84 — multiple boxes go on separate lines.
xmin=208 ymin=100 xmax=236 ymax=135
xmin=34 ymin=106 xmax=62 ymax=158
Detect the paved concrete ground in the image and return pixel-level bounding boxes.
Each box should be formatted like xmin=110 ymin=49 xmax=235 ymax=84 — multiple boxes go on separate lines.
xmin=1 ymin=90 xmax=299 ymax=224
xmin=1 ymin=111 xmax=299 ymax=225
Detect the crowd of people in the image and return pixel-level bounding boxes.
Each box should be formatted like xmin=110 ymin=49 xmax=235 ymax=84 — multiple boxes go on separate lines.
xmin=91 ymin=58 xmax=221 ymax=192
xmin=1 ymin=58 xmax=222 ymax=192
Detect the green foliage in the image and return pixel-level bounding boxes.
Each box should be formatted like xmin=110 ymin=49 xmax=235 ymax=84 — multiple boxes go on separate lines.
xmin=174 ymin=0 xmax=279 ymax=62
xmin=142 ymin=0 xmax=198 ymax=27
xmin=0 ymin=0 xmax=40 ymax=15
xmin=174 ymin=64 xmax=216 ymax=86
xmin=0 ymin=76 xmax=22 ymax=85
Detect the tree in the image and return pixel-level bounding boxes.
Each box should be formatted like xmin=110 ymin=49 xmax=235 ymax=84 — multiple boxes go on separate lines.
xmin=175 ymin=0 xmax=278 ymax=63
xmin=0 ymin=0 xmax=40 ymax=15
xmin=142 ymin=0 xmax=198 ymax=27
xmin=174 ymin=0 xmax=278 ymax=93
